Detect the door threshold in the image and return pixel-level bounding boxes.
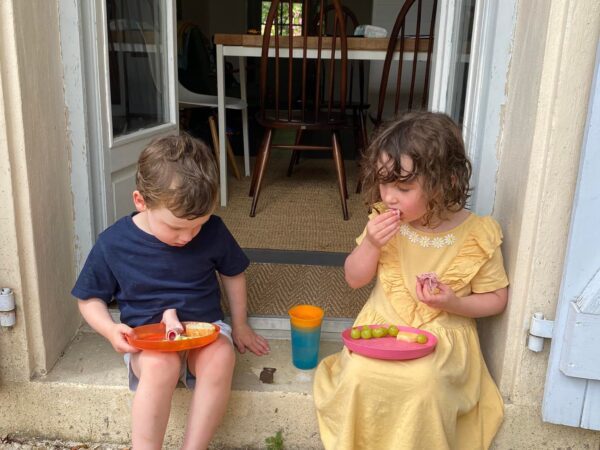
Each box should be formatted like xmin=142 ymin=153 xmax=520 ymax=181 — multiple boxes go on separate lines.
xmin=105 ymin=310 xmax=353 ymax=341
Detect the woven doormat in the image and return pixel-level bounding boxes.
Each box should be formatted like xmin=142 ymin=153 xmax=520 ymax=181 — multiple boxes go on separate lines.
xmin=222 ymin=262 xmax=372 ymax=318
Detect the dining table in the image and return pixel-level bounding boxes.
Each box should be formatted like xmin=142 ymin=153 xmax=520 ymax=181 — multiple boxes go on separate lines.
xmin=213 ymin=33 xmax=431 ymax=206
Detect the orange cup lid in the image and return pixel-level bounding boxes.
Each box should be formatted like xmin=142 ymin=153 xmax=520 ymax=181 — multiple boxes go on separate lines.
xmin=288 ymin=304 xmax=324 ymax=327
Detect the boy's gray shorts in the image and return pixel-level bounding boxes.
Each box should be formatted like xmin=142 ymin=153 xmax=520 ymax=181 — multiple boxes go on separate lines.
xmin=124 ymin=320 xmax=232 ymax=391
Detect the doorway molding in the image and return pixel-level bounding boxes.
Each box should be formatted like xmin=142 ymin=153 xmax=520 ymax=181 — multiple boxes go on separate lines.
xmin=462 ymin=0 xmax=518 ymax=215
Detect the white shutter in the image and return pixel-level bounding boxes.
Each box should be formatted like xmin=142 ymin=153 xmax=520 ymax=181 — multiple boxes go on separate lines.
xmin=541 ymin=40 xmax=600 ymax=430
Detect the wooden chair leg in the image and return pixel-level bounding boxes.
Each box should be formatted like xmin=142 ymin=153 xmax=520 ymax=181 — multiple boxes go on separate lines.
xmin=250 ymin=128 xmax=273 ymax=217
xmin=225 ymin=134 xmax=241 ymax=180
xmin=341 ymin=151 xmax=349 ymax=200
xmin=208 ymin=115 xmax=241 ymax=180
xmin=356 ymin=109 xmax=368 ymax=194
xmin=332 ymin=132 xmax=349 ymax=221
xmin=208 ymin=115 xmax=221 ymax=169
xmin=287 ymin=129 xmax=303 ymax=177
xmin=249 ymin=129 xmax=272 ymax=197
xmin=180 ymin=108 xmax=193 ymax=130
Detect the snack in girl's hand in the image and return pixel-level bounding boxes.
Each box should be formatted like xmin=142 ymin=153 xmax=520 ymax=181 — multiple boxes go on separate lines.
xmin=417 ymin=272 xmax=440 ymax=293
xmin=185 ymin=322 xmax=216 ymax=338
xmin=162 ymin=308 xmax=184 ymax=341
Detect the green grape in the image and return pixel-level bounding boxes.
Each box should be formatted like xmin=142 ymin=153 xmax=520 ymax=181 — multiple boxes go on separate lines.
xmin=350 ymin=328 xmax=361 ymax=339
xmin=360 ymin=328 xmax=373 ymax=339
xmin=387 ymin=325 xmax=399 ymax=337
xmin=372 ymin=327 xmax=386 ymax=338
xmin=416 ymin=334 xmax=428 ymax=344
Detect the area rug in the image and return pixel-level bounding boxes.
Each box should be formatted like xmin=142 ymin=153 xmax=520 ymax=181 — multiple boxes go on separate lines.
xmin=217 ymin=153 xmax=369 ymax=253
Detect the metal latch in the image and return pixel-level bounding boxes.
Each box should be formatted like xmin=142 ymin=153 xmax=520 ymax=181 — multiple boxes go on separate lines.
xmin=527 ymin=312 xmax=554 ymax=352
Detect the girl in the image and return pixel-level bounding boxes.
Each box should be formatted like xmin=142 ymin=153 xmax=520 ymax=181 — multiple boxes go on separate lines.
xmin=313 ymin=111 xmax=509 ymax=450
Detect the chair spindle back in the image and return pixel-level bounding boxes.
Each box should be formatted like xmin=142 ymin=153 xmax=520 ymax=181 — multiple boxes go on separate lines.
xmin=376 ymin=0 xmax=437 ymax=123
xmin=260 ymin=0 xmax=348 ymax=125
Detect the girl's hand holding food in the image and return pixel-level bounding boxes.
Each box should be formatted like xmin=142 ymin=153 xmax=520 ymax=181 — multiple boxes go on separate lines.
xmin=415 ymin=278 xmax=459 ymax=312
xmin=365 ymin=210 xmax=400 ymax=249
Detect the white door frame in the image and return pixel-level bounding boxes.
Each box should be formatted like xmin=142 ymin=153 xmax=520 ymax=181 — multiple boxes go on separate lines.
xmin=59 ymin=0 xmax=95 ymax=271
xmin=461 ymin=0 xmax=517 ymax=215
xmin=429 ymin=0 xmax=457 ymax=113
xmin=62 ymin=0 xmax=178 ymax=265
xmin=94 ymin=0 xmax=179 ymax=227
xmin=430 ymin=0 xmax=517 ymax=215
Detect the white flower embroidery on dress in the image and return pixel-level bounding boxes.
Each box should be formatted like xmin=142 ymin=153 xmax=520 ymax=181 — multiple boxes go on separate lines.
xmin=399 ymin=224 xmax=456 ymax=248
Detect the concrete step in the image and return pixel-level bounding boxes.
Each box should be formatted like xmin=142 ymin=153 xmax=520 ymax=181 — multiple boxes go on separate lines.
xmin=0 ymin=318 xmax=351 ymax=449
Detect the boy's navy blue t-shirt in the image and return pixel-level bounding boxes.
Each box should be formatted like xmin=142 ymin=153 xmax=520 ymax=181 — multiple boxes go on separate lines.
xmin=71 ymin=213 xmax=249 ymax=327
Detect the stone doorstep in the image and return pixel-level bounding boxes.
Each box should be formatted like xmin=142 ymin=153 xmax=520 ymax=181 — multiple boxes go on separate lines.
xmin=4 ymin=316 xmax=352 ymax=449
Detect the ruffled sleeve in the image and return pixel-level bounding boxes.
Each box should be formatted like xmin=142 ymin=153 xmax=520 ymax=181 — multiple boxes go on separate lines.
xmin=442 ymin=216 xmax=505 ymax=289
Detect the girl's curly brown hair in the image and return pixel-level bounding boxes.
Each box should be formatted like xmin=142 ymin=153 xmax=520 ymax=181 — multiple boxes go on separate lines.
xmin=361 ymin=111 xmax=472 ymax=226
xmin=136 ymin=133 xmax=218 ymax=219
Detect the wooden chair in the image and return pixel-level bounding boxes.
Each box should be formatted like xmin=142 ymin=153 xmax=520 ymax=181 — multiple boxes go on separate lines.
xmin=355 ymin=0 xmax=437 ymax=193
xmin=287 ymin=3 xmax=368 ymax=179
xmin=374 ymin=0 xmax=438 ymax=124
xmin=249 ymin=0 xmax=350 ymax=220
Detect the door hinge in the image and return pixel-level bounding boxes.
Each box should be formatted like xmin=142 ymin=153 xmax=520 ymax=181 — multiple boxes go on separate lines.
xmin=527 ymin=312 xmax=554 ymax=352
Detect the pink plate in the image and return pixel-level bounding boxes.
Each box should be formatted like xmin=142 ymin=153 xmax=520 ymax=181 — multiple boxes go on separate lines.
xmin=342 ymin=325 xmax=437 ymax=360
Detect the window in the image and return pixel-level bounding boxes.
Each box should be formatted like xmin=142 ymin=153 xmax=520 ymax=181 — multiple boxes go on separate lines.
xmin=261 ymin=1 xmax=303 ymax=36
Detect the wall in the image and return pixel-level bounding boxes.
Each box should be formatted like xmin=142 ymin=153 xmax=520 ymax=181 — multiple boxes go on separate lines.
xmin=0 ymin=2 xmax=29 ymax=383
xmin=180 ymin=0 xmax=246 ymax=36
xmin=487 ymin=0 xmax=600 ymax=446
xmin=0 ymin=0 xmax=79 ymax=381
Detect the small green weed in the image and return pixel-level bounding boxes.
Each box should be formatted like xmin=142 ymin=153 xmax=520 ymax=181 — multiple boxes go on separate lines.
xmin=264 ymin=429 xmax=284 ymax=450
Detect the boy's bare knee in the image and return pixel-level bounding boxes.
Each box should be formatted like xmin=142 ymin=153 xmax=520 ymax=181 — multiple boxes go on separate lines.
xmin=136 ymin=351 xmax=181 ymax=385
xmin=190 ymin=338 xmax=235 ymax=380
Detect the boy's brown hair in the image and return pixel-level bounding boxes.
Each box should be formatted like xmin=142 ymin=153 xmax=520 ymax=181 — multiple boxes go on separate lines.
xmin=361 ymin=111 xmax=472 ymax=226
xmin=136 ymin=134 xmax=219 ymax=218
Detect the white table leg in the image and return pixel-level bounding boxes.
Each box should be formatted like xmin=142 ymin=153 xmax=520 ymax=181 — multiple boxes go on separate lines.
xmin=239 ymin=56 xmax=250 ymax=177
xmin=216 ymin=44 xmax=227 ymax=206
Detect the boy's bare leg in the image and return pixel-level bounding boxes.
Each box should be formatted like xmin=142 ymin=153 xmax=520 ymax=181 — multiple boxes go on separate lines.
xmin=130 ymin=351 xmax=182 ymax=450
xmin=182 ymin=335 xmax=236 ymax=450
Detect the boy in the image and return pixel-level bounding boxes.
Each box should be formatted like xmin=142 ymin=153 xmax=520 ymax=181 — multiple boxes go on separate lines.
xmin=72 ymin=134 xmax=269 ymax=450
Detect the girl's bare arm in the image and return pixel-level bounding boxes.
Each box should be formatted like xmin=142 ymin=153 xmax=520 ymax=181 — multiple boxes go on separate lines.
xmin=345 ymin=210 xmax=400 ymax=289
xmin=416 ymin=283 xmax=508 ymax=318
xmin=344 ymin=240 xmax=381 ymax=289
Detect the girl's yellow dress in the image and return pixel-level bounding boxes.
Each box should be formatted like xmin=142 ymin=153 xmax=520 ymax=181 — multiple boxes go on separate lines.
xmin=313 ymin=211 xmax=509 ymax=450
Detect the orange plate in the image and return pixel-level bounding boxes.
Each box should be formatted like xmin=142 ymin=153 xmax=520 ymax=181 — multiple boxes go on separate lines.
xmin=126 ymin=322 xmax=220 ymax=352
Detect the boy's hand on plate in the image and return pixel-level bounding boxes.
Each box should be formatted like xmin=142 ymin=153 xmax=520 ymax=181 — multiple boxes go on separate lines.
xmin=365 ymin=210 xmax=400 ymax=249
xmin=232 ymin=323 xmax=270 ymax=356
xmin=108 ymin=323 xmax=140 ymax=354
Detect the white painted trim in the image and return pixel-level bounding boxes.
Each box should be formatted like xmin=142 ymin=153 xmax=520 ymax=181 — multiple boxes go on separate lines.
xmin=430 ymin=0 xmax=456 ymax=112
xmin=81 ymin=0 xmax=179 ymax=231
xmin=167 ymin=0 xmax=179 ymax=131
xmin=79 ymin=0 xmax=110 ymax=236
xmin=58 ymin=0 xmax=94 ymax=273
xmin=462 ymin=0 xmax=517 ymax=215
